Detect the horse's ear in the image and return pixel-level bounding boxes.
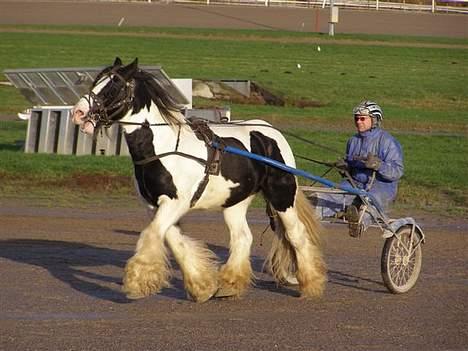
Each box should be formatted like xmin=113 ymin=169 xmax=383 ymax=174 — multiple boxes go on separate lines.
xmin=129 ymin=58 xmax=138 ymax=70
xmin=113 ymin=57 xmax=123 ymax=67
xmin=122 ymin=58 xmax=139 ymax=78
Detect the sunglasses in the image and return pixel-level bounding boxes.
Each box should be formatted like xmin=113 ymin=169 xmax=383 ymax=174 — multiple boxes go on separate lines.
xmin=354 ymin=116 xmax=369 ymax=122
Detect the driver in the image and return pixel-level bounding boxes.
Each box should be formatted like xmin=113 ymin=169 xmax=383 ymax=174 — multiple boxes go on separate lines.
xmin=312 ymin=100 xmax=404 ymax=237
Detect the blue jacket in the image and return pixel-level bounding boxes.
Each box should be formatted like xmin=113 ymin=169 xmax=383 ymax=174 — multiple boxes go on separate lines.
xmin=343 ymin=127 xmax=404 ymax=209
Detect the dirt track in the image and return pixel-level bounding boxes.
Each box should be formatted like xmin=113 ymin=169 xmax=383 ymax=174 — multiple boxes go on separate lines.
xmin=0 ymin=0 xmax=467 ymax=38
xmin=0 ymin=202 xmax=467 ymax=350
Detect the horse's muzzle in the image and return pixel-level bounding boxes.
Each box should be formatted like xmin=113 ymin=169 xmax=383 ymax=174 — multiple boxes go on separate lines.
xmin=71 ymin=100 xmax=95 ymax=134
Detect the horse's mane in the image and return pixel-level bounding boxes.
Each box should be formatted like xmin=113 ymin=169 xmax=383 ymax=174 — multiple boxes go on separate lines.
xmin=132 ymin=69 xmax=183 ymax=126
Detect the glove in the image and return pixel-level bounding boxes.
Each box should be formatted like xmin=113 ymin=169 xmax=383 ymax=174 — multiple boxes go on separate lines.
xmin=333 ymin=158 xmax=348 ymax=171
xmin=364 ymin=153 xmax=382 ymax=171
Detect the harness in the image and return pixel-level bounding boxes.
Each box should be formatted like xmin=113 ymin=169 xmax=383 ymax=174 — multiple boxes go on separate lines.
xmin=127 ymin=119 xmax=225 ymax=208
xmin=86 ymin=70 xmax=135 ymax=130
xmin=84 ymin=68 xmax=362 ymax=209
xmin=84 ymin=70 xmax=228 ymax=207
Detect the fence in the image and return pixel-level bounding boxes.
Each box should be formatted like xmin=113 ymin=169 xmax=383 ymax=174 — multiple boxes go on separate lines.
xmin=144 ymin=0 xmax=468 ymax=14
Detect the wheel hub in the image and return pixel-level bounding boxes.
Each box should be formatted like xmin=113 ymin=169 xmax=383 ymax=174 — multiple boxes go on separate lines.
xmin=394 ymin=252 xmax=410 ymax=267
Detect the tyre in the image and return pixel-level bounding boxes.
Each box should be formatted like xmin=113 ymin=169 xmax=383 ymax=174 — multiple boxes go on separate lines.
xmin=381 ymin=225 xmax=423 ymax=294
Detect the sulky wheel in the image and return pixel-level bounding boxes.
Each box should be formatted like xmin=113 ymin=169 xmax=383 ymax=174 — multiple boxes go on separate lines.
xmin=381 ymin=225 xmax=423 ymax=294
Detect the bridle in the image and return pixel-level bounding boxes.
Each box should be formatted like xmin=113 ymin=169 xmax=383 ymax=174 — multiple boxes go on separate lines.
xmin=85 ymin=69 xmax=135 ymax=129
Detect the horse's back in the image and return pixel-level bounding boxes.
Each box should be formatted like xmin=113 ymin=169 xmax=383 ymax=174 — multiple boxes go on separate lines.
xmin=213 ymin=119 xmax=295 ymax=167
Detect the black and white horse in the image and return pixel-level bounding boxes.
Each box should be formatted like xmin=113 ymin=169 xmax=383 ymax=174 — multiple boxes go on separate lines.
xmin=71 ymin=58 xmax=326 ymax=302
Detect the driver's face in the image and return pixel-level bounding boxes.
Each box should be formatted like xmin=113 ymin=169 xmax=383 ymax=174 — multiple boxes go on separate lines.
xmin=354 ymin=115 xmax=372 ymax=133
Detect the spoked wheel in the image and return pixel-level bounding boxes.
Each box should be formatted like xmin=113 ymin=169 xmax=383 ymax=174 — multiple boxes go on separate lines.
xmin=381 ymin=225 xmax=423 ymax=294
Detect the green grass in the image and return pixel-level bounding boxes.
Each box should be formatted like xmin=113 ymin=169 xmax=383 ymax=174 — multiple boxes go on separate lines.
xmin=0 ymin=25 xmax=467 ymax=215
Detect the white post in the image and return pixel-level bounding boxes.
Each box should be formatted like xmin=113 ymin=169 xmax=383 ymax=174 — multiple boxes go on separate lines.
xmin=265 ymin=0 xmax=269 ymax=6
xmin=376 ymin=0 xmax=379 ymax=10
xmin=328 ymin=0 xmax=334 ymax=36
xmin=432 ymin=0 xmax=436 ymax=12
xmin=329 ymin=0 xmax=339 ymax=36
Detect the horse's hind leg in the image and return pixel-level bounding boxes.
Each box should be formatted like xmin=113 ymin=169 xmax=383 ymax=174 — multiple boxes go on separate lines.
xmin=165 ymin=225 xmax=219 ymax=303
xmin=263 ymin=171 xmax=326 ymax=298
xmin=216 ymin=196 xmax=255 ymax=298
xmin=275 ymin=192 xmax=326 ymax=298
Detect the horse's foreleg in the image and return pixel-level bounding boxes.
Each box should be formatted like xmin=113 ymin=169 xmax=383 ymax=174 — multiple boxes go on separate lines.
xmin=216 ymin=197 xmax=254 ymax=298
xmin=123 ymin=225 xmax=171 ymax=299
xmin=165 ymin=225 xmax=219 ymax=303
xmin=123 ymin=199 xmax=188 ymax=300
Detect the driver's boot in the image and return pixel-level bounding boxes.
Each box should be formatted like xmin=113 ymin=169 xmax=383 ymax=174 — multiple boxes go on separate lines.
xmin=346 ymin=205 xmax=363 ymax=238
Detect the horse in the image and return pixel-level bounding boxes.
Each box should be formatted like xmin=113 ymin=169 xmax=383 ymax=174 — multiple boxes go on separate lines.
xmin=71 ymin=57 xmax=326 ymax=302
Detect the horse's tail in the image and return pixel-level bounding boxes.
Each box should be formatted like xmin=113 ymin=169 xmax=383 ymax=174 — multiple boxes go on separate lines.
xmin=265 ymin=190 xmax=326 ymax=295
xmin=264 ymin=217 xmax=296 ymax=285
xmin=295 ymin=190 xmax=322 ymax=249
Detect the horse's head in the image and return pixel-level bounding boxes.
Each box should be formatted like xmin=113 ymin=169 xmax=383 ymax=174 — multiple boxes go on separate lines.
xmin=71 ymin=57 xmax=139 ymax=134
xmin=72 ymin=57 xmax=184 ymax=135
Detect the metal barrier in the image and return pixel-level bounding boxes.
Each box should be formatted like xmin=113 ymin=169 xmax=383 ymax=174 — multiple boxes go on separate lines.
xmin=23 ymin=105 xmax=231 ymax=156
xmin=24 ymin=106 xmax=130 ymax=156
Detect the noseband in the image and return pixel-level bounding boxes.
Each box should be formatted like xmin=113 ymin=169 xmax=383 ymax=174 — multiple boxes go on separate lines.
xmin=85 ymin=70 xmax=135 ymax=129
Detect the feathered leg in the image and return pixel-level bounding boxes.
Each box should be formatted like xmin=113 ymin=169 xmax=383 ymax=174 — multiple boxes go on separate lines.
xmin=165 ymin=225 xmax=219 ymax=303
xmin=215 ymin=196 xmax=255 ymax=298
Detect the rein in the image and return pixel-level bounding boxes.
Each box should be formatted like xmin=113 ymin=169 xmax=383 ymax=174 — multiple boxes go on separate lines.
xmin=115 ymin=119 xmax=341 ymax=169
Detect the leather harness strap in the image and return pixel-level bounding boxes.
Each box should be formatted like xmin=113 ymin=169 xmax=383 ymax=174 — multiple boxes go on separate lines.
xmin=187 ymin=118 xmax=225 ymax=207
xmin=133 ymin=152 xmax=206 ymax=167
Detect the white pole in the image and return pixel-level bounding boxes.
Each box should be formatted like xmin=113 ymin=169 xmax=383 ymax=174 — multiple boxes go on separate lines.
xmin=328 ymin=0 xmax=334 ymax=36
xmin=432 ymin=0 xmax=436 ymax=12
xmin=376 ymin=0 xmax=379 ymax=10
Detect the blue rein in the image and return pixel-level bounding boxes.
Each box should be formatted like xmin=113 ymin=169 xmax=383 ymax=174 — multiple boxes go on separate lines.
xmin=210 ymin=141 xmax=384 ymax=213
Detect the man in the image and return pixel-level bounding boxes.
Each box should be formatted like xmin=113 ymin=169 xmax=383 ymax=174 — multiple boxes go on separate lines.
xmin=313 ymin=100 xmax=404 ymax=237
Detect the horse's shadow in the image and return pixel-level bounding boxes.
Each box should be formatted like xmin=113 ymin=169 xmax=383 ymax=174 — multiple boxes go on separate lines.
xmin=0 ymin=239 xmax=133 ymax=303
xmin=0 ymin=234 xmax=386 ymax=303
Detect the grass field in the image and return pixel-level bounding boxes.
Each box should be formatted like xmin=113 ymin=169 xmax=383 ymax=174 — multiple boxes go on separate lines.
xmin=0 ymin=25 xmax=467 ymax=215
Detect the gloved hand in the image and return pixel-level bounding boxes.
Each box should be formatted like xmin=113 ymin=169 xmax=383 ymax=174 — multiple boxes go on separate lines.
xmin=364 ymin=153 xmax=382 ymax=170
xmin=333 ymin=158 xmax=348 ymax=171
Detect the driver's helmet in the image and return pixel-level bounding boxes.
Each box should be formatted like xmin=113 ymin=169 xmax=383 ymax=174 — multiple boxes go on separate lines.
xmin=353 ymin=100 xmax=383 ymax=128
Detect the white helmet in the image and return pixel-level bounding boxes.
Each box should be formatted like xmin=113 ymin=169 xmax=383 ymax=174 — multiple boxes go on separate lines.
xmin=353 ymin=100 xmax=383 ymax=127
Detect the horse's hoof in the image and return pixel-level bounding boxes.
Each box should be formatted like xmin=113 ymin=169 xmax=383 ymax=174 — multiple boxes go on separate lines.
xmin=282 ymin=275 xmax=299 ymax=286
xmin=191 ymin=292 xmax=215 ymax=303
xmin=125 ymin=292 xmax=146 ymax=300
xmin=214 ymin=286 xmax=239 ymax=298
